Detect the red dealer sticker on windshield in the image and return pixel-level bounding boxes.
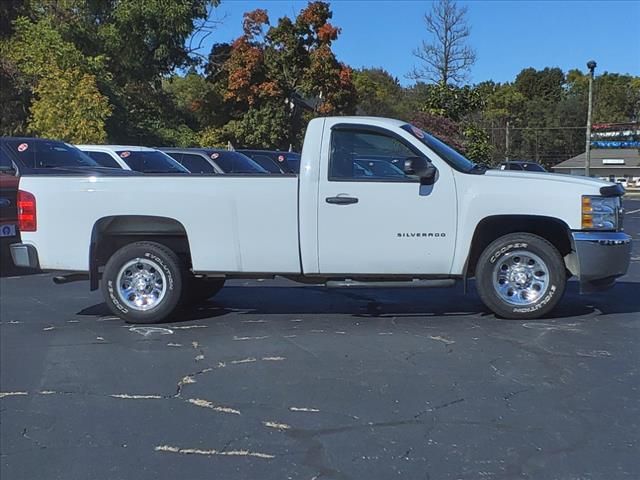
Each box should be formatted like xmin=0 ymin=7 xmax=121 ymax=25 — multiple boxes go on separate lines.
xmin=120 ymin=151 xmax=131 ymax=158
xmin=17 ymin=143 xmax=29 ymax=152
xmin=210 ymin=153 xmax=220 ymax=159
xmin=411 ymin=126 xmax=425 ymax=139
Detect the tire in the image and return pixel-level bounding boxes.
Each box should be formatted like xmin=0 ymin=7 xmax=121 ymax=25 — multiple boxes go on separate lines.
xmin=182 ymin=275 xmax=225 ymax=306
xmin=475 ymin=233 xmax=566 ymax=320
xmin=102 ymin=241 xmax=184 ymax=324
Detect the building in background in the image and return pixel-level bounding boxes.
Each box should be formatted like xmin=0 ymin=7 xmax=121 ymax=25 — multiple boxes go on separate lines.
xmin=553 ymin=122 xmax=640 ymax=186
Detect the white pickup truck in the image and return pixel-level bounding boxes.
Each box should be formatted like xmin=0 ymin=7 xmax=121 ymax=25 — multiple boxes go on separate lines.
xmin=9 ymin=117 xmax=631 ymax=323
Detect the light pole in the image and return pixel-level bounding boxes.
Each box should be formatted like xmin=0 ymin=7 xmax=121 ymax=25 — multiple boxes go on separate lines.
xmin=585 ymin=60 xmax=597 ymax=177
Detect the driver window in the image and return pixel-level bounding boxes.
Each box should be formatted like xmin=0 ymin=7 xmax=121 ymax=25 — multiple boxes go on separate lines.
xmin=329 ymin=129 xmax=419 ymax=181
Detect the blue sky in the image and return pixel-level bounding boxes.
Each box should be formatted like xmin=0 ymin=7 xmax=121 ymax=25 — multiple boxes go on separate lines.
xmin=197 ymin=0 xmax=640 ymax=85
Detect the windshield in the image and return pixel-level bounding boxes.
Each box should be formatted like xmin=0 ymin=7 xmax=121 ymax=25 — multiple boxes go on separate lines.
xmin=117 ymin=150 xmax=188 ymax=173
xmin=401 ymin=124 xmax=476 ymax=173
xmin=5 ymin=139 xmax=99 ymax=169
xmin=208 ymin=151 xmax=268 ymax=174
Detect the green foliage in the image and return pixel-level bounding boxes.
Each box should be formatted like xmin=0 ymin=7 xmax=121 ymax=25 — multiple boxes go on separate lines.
xmin=223 ymin=102 xmax=290 ymax=149
xmin=352 ymin=68 xmax=409 ymax=118
xmin=420 ymin=83 xmax=483 ymax=121
xmin=5 ymin=17 xmax=111 ymax=141
xmin=30 ymin=0 xmax=218 ymax=84
xmin=514 ymin=67 xmax=565 ymax=102
xmin=462 ymin=124 xmax=493 ymax=163
xmin=29 ymin=66 xmax=111 ymax=143
xmin=163 ymin=69 xmax=217 ymax=129
xmin=0 ymin=53 xmax=30 ymax=135
xmin=198 ymin=127 xmax=227 ymax=148
xmin=6 ymin=17 xmax=106 ymax=78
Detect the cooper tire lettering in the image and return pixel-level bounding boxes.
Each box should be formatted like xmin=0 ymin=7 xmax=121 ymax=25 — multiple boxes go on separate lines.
xmin=489 ymin=242 xmax=528 ymax=263
xmin=476 ymin=233 xmax=566 ymax=320
xmin=102 ymin=242 xmax=184 ymax=324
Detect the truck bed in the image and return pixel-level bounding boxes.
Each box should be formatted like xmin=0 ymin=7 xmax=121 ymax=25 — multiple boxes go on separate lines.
xmin=19 ymin=175 xmax=301 ymax=273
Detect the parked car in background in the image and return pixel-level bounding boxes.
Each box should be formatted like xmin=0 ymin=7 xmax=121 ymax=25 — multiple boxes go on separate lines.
xmin=615 ymin=177 xmax=628 ymax=188
xmin=0 ymin=150 xmax=19 ymax=258
xmin=238 ymin=150 xmax=301 ymax=174
xmin=499 ymin=161 xmax=547 ymax=172
xmin=77 ymin=145 xmax=189 ymax=174
xmin=160 ymin=148 xmax=268 ymax=174
xmin=1 ymin=137 xmax=137 ymax=176
xmin=281 ymin=152 xmax=302 ymax=173
xmin=354 ymin=158 xmax=406 ymax=178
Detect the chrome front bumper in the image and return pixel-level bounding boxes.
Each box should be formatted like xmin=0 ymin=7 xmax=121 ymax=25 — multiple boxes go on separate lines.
xmin=568 ymin=232 xmax=632 ymax=293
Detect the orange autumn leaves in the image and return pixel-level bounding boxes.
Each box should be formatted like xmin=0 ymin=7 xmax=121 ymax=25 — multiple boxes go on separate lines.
xmin=222 ymin=1 xmax=356 ymax=115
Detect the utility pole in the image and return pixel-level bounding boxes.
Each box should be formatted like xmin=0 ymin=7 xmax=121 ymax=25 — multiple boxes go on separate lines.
xmin=585 ymin=60 xmax=597 ymax=177
xmin=505 ymin=120 xmax=510 ymax=160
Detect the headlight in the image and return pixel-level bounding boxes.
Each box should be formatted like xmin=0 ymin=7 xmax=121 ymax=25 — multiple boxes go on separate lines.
xmin=582 ymin=196 xmax=620 ymax=230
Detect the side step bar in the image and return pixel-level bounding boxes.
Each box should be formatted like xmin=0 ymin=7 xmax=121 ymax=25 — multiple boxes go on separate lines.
xmin=326 ymin=279 xmax=456 ymax=288
xmin=53 ymin=273 xmax=90 ymax=285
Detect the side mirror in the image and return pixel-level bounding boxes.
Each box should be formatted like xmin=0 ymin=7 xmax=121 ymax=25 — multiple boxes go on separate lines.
xmin=404 ymin=157 xmax=437 ymax=184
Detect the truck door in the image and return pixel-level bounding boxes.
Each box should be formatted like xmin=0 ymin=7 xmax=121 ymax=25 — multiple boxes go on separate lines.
xmin=317 ymin=123 xmax=458 ymax=275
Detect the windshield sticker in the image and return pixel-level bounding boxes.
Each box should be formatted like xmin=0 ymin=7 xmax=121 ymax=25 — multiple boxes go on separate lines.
xmin=120 ymin=151 xmax=131 ymax=158
xmin=17 ymin=143 xmax=29 ymax=152
xmin=411 ymin=126 xmax=425 ymax=139
xmin=277 ymin=154 xmax=285 ymax=162
xmin=210 ymin=153 xmax=220 ymax=160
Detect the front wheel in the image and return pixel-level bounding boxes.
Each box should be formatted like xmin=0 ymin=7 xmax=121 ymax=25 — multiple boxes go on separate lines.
xmin=475 ymin=233 xmax=566 ymax=320
xmin=102 ymin=241 xmax=184 ymax=324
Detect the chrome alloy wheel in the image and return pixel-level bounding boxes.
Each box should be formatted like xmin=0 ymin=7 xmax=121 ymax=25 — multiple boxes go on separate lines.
xmin=116 ymin=258 xmax=167 ymax=311
xmin=492 ymin=250 xmax=549 ymax=306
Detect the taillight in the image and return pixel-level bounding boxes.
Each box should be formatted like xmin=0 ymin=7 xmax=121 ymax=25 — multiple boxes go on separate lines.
xmin=17 ymin=190 xmax=36 ymax=232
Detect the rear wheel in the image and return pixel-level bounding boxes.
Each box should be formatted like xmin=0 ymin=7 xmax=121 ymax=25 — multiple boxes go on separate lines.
xmin=102 ymin=241 xmax=184 ymax=324
xmin=475 ymin=233 xmax=566 ymax=319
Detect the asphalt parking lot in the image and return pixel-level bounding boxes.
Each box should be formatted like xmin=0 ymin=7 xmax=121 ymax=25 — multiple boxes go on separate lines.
xmin=1 ymin=199 xmax=639 ymax=480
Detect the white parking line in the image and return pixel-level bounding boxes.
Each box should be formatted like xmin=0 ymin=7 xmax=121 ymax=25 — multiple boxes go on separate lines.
xmin=626 ymin=208 xmax=640 ymax=215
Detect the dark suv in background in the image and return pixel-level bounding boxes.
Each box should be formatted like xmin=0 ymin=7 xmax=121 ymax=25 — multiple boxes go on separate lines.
xmin=0 ymin=148 xmax=19 ymax=266
xmin=160 ymin=148 xmax=268 ymax=174
xmin=238 ymin=150 xmax=301 ymax=174
xmin=498 ymin=161 xmax=547 ymax=172
xmin=0 ymin=137 xmax=139 ymax=176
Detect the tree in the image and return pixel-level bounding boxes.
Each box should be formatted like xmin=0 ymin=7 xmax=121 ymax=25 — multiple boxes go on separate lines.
xmin=514 ymin=67 xmax=565 ymax=102
xmin=29 ymin=66 xmax=111 ymax=143
xmin=206 ymin=1 xmax=357 ymax=149
xmin=409 ymin=0 xmax=476 ymax=85
xmin=15 ymin=0 xmax=222 ymax=143
xmin=4 ymin=17 xmax=111 ymax=142
xmin=462 ymin=124 xmax=493 ymax=163
xmin=163 ymin=69 xmax=216 ymax=129
xmin=352 ymin=68 xmax=409 ymax=118
xmin=420 ymin=83 xmax=483 ymax=121
xmin=30 ymin=0 xmax=219 ymax=85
